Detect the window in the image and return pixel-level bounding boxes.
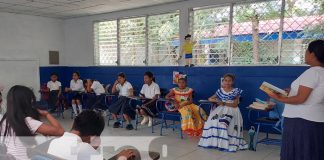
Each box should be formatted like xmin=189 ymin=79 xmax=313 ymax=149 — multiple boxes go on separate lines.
xmin=232 ymin=0 xmax=282 ymax=65
xmin=94 ymin=20 xmax=117 ymax=65
xmin=119 ymin=17 xmax=146 ymax=66
xmin=94 ymin=0 xmax=324 ymax=66
xmin=191 ymin=6 xmax=230 ymax=66
xmin=148 ymin=12 xmax=180 ymax=66
xmin=280 ymin=0 xmax=324 ymax=65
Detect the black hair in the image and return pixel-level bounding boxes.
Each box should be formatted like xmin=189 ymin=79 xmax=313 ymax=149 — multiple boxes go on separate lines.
xmin=144 ymin=71 xmax=156 ymax=82
xmin=118 ymin=72 xmax=126 ymax=78
xmin=50 ymin=72 xmax=58 ymax=77
xmin=307 ymin=40 xmax=324 ymax=64
xmin=178 ymin=77 xmax=187 ymax=83
xmin=72 ymin=110 xmax=105 ymax=137
xmin=73 ymin=71 xmax=80 ymax=77
xmin=223 ymin=73 xmax=236 ymax=81
xmin=0 ymin=85 xmax=40 ymax=139
xmin=185 ymin=34 xmax=192 ymax=39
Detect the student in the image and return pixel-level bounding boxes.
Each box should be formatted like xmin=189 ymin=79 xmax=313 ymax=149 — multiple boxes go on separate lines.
xmin=267 ymin=40 xmax=324 ymax=160
xmin=48 ymin=110 xmax=135 ymax=160
xmin=0 ymin=85 xmax=64 ymax=160
xmin=109 ymin=72 xmax=135 ymax=130
xmin=65 ymin=72 xmax=84 ymax=116
xmin=83 ymin=79 xmax=106 ymax=110
xmin=179 ymin=34 xmax=197 ymax=67
xmin=138 ymin=71 xmax=160 ymax=127
xmin=198 ymin=74 xmax=248 ymax=152
xmin=165 ymin=78 xmax=206 ymax=136
xmin=47 ymin=72 xmax=62 ymax=113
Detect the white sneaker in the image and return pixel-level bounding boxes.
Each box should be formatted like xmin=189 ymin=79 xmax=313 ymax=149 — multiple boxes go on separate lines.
xmin=141 ymin=116 xmax=149 ymax=125
xmin=148 ymin=117 xmax=153 ymax=127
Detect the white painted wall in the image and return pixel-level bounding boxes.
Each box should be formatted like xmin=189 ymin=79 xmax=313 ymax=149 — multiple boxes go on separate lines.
xmin=63 ymin=0 xmax=260 ymax=66
xmin=0 ymin=12 xmax=64 ymax=66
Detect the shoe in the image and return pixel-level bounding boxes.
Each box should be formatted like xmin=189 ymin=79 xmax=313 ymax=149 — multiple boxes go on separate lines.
xmin=113 ymin=121 xmax=121 ymax=128
xmin=126 ymin=124 xmax=134 ymax=130
xmin=185 ymin=65 xmax=189 ymax=67
xmin=190 ymin=64 xmax=195 ymax=67
xmin=141 ymin=116 xmax=149 ymax=125
xmin=148 ymin=117 xmax=153 ymax=127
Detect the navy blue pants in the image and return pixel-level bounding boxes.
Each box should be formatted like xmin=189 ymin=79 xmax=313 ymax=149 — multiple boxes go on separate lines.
xmin=281 ymin=118 xmax=324 ymax=160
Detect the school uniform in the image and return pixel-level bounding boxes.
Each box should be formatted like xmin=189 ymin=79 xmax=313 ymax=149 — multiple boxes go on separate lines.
xmin=108 ymin=81 xmax=135 ymax=119
xmin=70 ymin=79 xmax=85 ymax=115
xmin=70 ymin=79 xmax=84 ymax=100
xmin=281 ymin=66 xmax=324 ymax=160
xmin=138 ymin=82 xmax=160 ymax=117
xmin=86 ymin=81 xmax=106 ymax=110
xmin=47 ymin=80 xmax=61 ymax=109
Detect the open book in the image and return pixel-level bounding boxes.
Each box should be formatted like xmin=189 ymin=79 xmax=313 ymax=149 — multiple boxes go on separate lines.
xmin=260 ymin=82 xmax=288 ymax=97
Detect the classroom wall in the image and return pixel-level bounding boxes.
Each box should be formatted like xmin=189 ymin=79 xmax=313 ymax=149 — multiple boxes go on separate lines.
xmin=40 ymin=66 xmax=309 ymax=130
xmin=63 ymin=0 xmax=264 ymax=66
xmin=0 ymin=12 xmax=64 ymax=66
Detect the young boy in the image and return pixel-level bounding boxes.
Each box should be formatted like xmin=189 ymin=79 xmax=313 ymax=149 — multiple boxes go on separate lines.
xmin=83 ymin=79 xmax=106 ymax=110
xmin=47 ymin=73 xmax=62 ymax=113
xmin=180 ymin=34 xmax=197 ymax=67
xmin=48 ymin=110 xmax=135 ymax=160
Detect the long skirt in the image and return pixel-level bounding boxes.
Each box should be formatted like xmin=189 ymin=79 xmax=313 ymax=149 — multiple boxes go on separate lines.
xmin=281 ymin=117 xmax=324 ymax=160
xmin=108 ymin=96 xmax=135 ymax=119
xmin=178 ymin=104 xmax=206 ymax=136
xmin=86 ymin=94 xmax=106 ymax=110
xmin=198 ymin=106 xmax=248 ymax=152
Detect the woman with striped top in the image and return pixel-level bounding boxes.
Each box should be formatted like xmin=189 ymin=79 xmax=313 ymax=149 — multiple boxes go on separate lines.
xmin=198 ymin=74 xmax=248 ymax=152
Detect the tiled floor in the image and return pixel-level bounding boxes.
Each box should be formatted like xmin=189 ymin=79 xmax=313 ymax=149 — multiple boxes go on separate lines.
xmin=53 ymin=111 xmax=281 ymax=160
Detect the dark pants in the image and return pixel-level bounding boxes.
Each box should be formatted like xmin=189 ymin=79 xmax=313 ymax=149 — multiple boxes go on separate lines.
xmin=281 ymin=117 xmax=324 ymax=160
xmin=48 ymin=90 xmax=59 ymax=109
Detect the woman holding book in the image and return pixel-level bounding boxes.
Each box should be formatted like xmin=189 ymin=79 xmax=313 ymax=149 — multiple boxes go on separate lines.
xmin=267 ymin=40 xmax=324 ymax=160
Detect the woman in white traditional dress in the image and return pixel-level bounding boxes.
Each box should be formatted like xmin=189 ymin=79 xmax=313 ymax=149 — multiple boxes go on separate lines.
xmin=198 ymin=73 xmax=248 ymax=152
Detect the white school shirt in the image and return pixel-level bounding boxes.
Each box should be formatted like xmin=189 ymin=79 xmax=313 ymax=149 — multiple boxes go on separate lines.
xmin=47 ymin=80 xmax=61 ymax=91
xmin=1 ymin=117 xmax=43 ymax=160
xmin=116 ymin=81 xmax=133 ymax=97
xmin=48 ymin=132 xmax=102 ymax=160
xmin=91 ymin=81 xmax=105 ymax=95
xmin=140 ymin=82 xmax=160 ymax=99
xmin=70 ymin=79 xmax=84 ymax=92
xmin=282 ymin=66 xmax=324 ymax=122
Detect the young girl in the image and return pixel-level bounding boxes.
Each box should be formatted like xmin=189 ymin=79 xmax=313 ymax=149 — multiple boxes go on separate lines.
xmin=165 ymin=78 xmax=206 ymax=136
xmin=83 ymin=79 xmax=106 ymax=110
xmin=47 ymin=72 xmax=62 ymax=113
xmin=65 ymin=72 xmax=84 ymax=116
xmin=138 ymin=71 xmax=160 ymax=127
xmin=198 ymin=74 xmax=248 ymax=152
xmin=109 ymin=73 xmax=135 ymax=130
xmin=0 ymin=85 xmax=64 ymax=160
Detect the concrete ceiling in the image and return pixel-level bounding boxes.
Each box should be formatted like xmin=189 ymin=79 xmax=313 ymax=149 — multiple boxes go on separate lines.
xmin=0 ymin=0 xmax=185 ymax=19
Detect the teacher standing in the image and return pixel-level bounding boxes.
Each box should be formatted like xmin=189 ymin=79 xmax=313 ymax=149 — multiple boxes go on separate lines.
xmin=268 ymin=40 xmax=324 ymax=160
